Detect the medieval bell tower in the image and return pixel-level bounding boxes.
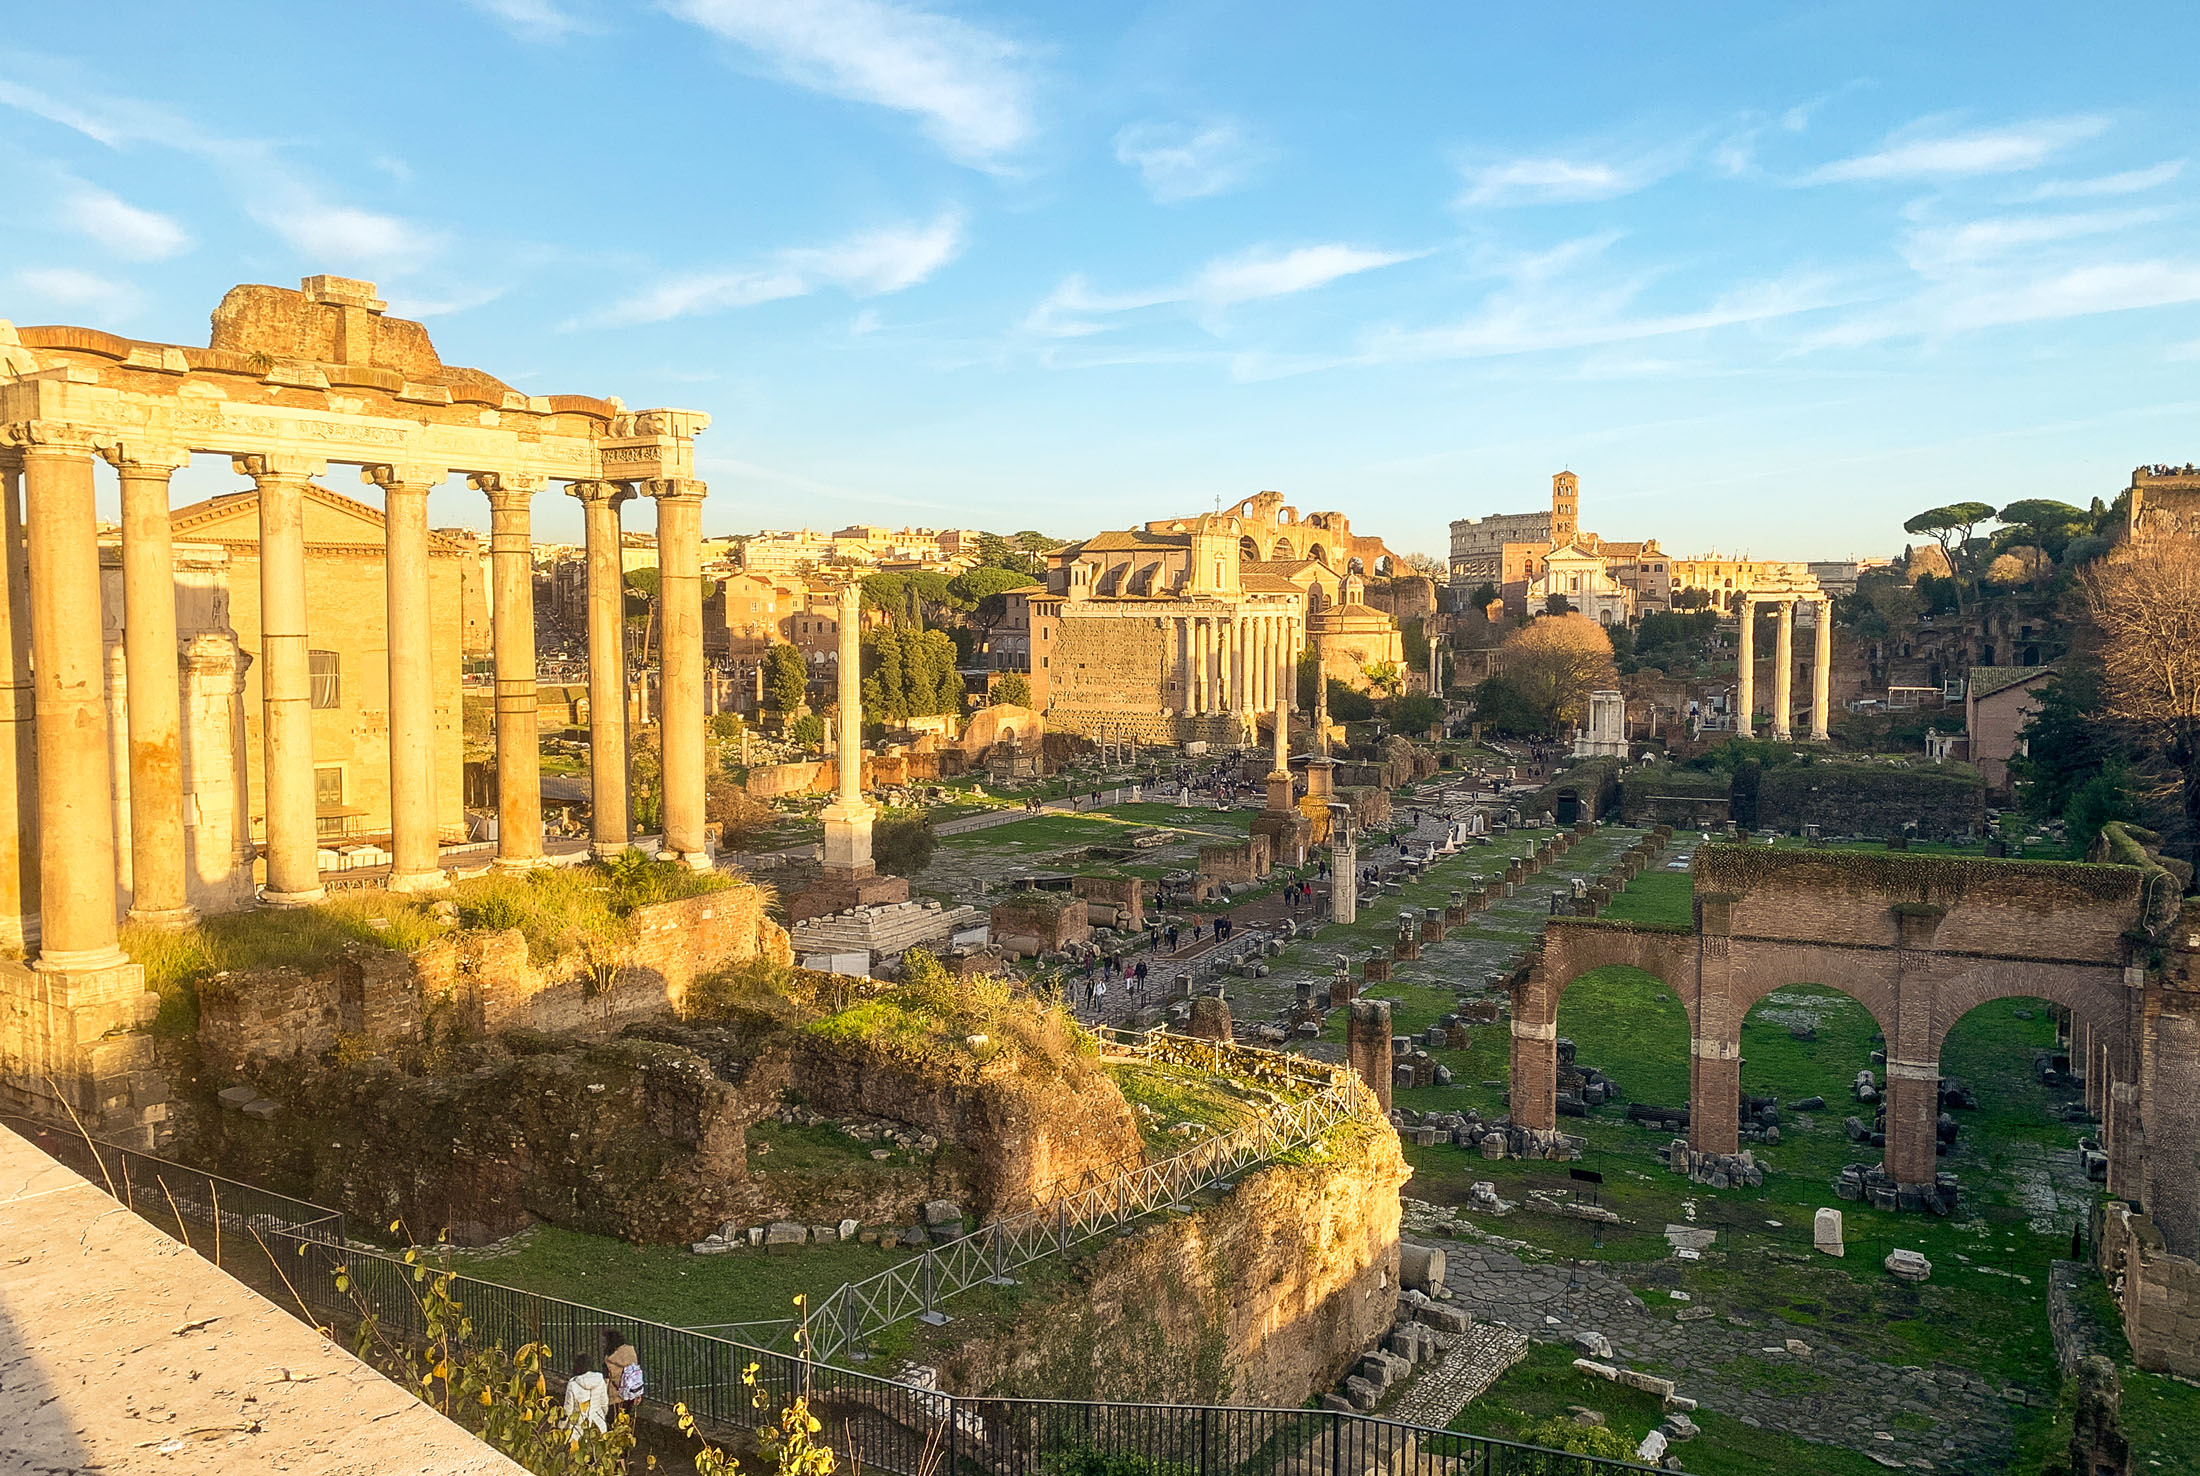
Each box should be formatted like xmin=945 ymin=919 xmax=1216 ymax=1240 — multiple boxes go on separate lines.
xmin=1551 ymin=470 xmax=1580 ymax=548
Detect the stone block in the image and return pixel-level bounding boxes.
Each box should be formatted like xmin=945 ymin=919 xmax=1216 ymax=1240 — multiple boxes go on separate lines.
xmin=1343 ymin=1375 xmax=1379 ymax=1411
xmin=1572 ymin=1358 xmax=1618 ymax=1381
xmin=838 ymin=1218 xmax=859 ymax=1241
xmin=1572 ymin=1331 xmax=1614 ymax=1359
xmin=1398 ymin=1242 xmax=1447 ymax=1293
xmin=1885 ymin=1248 xmax=1932 ymax=1282
xmin=924 ymin=1199 xmax=965 ymax=1225
xmin=1660 ymin=1412 xmax=1699 ymax=1442
xmin=765 ymin=1221 xmax=807 ymax=1253
xmin=1813 ymin=1206 xmax=1845 ymax=1257
xmin=1417 ymin=1303 xmax=1471 ymax=1334
xmin=1617 ymin=1369 xmax=1675 ymax=1399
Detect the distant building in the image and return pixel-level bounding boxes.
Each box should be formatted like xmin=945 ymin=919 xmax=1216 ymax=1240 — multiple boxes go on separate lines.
xmin=1668 ymin=554 xmax=1813 ymax=610
xmin=1529 ymin=543 xmax=1636 ymax=626
xmin=2129 ymin=463 xmax=2200 ymax=545
xmin=1965 ymin=665 xmax=2056 ymax=794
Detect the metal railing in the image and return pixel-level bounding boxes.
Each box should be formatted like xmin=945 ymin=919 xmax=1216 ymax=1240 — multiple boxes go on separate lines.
xmin=712 ymin=1029 xmax=1374 ymax=1362
xmin=1 ymin=1113 xmax=1666 ymax=1476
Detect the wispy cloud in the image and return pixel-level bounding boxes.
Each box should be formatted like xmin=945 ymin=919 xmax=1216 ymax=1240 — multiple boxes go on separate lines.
xmin=1024 ymin=242 xmax=1422 ymax=338
xmin=57 ymin=183 xmax=190 ymax=261
xmin=595 ymin=209 xmax=967 ymax=325
xmin=1809 ymin=258 xmax=2200 ymax=348
xmin=2021 ymin=161 xmax=2184 ymax=200
xmin=665 ymin=0 xmax=1036 ymax=167
xmin=1457 ymin=155 xmax=1661 ymax=207
xmin=1900 ymin=208 xmax=2162 ymax=272
xmin=1808 ymin=115 xmax=2109 ymax=183
xmin=462 ymin=0 xmax=593 ymax=42
xmin=1114 ymin=118 xmax=1266 ymax=202
xmin=10 ymin=266 xmax=139 ymax=317
xmin=0 ymin=66 xmax=443 ymax=276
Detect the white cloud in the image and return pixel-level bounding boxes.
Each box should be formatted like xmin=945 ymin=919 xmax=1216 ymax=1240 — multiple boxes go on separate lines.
xmin=1809 ymin=115 xmax=2109 ymax=183
xmin=1193 ymin=245 xmax=1419 ymax=304
xmin=10 ymin=267 xmax=138 ymax=316
xmin=1901 ymin=209 xmax=2161 ymax=272
xmin=251 ymin=199 xmax=445 ymax=273
xmin=666 ymin=0 xmax=1035 ymax=166
xmin=596 ymin=209 xmax=966 ymax=325
xmin=2022 ymin=161 xmax=2184 ymax=200
xmin=1114 ymin=118 xmax=1264 ymax=202
xmin=1023 ymin=241 xmax=1419 ymax=338
xmin=1458 ymin=156 xmax=1657 ymax=207
xmin=58 ymin=185 xmax=190 ymax=261
xmin=1810 ymin=258 xmax=2200 ymax=348
xmin=462 ymin=0 xmax=591 ymax=42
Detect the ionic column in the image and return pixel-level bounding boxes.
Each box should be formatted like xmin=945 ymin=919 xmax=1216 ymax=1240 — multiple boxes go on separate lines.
xmin=569 ymin=480 xmax=634 ymax=857
xmin=106 ymin=443 xmax=195 ymax=926
xmin=647 ymin=479 xmax=710 ymax=868
xmin=0 ymin=450 xmax=38 ymax=949
xmin=1772 ymin=598 xmax=1794 ymax=740
xmin=366 ymin=465 xmax=447 ymax=891
xmin=13 ymin=427 xmax=124 ymax=963
xmin=475 ymin=472 xmax=544 ymax=869
xmin=1736 ymin=596 xmax=1756 ymax=739
xmin=237 ymin=453 xmax=327 ymax=906
xmin=1810 ymin=598 xmax=1833 ymax=742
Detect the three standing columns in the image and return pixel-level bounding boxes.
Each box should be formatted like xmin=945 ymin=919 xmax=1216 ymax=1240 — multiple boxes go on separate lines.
xmin=570 ymin=480 xmax=633 ymax=858
xmin=477 ymin=472 xmax=544 ymax=869
xmin=237 ymin=454 xmax=327 ymax=907
xmin=648 ymin=479 xmax=710 ymax=868
xmin=109 ymin=442 xmax=194 ymax=926
xmin=366 ymin=465 xmax=446 ymax=891
xmin=1734 ymin=595 xmax=1832 ymax=741
xmin=18 ymin=427 xmax=128 ymax=966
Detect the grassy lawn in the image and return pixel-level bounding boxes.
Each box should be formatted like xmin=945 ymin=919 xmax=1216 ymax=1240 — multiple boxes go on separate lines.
xmin=447 ymin=1224 xmax=902 ymax=1332
xmin=1107 ymin=1060 xmax=1277 ymax=1152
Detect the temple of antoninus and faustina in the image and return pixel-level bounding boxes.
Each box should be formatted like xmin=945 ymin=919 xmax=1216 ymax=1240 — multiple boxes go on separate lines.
xmin=0 ymin=277 xmax=712 ymax=1023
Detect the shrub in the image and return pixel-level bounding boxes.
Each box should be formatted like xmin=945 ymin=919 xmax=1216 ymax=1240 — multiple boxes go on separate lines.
xmin=1517 ymin=1417 xmax=1640 ymax=1460
xmin=873 ymin=813 xmax=938 ymax=875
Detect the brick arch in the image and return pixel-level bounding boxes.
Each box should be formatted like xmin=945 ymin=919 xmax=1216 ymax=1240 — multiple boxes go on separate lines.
xmin=1714 ymin=949 xmax=1901 ymax=1054
xmin=1921 ymin=959 xmax=2130 ymax=1071
xmin=1510 ymin=924 xmax=1696 ymax=1134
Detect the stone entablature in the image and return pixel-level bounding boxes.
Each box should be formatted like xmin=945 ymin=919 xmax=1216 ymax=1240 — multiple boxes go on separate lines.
xmin=0 ymin=278 xmax=716 ymax=1145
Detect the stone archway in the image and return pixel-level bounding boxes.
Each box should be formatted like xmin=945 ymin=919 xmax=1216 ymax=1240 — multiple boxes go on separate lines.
xmin=1272 ymin=536 xmax=1295 ymax=561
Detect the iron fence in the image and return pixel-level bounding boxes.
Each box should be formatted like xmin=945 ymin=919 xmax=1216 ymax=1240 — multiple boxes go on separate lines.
xmin=710 ymin=1029 xmax=1372 ymax=1361
xmin=2 ymin=1113 xmax=1666 ymax=1476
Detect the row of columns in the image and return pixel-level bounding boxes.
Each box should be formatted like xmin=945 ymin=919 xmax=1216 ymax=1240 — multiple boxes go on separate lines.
xmin=1178 ymin=611 xmax=1297 ymax=719
xmin=1735 ymin=594 xmax=1832 ymax=742
xmin=0 ymin=424 xmax=715 ymax=977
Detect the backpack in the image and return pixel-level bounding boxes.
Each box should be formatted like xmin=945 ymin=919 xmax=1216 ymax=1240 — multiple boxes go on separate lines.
xmin=619 ymin=1360 xmax=645 ymax=1401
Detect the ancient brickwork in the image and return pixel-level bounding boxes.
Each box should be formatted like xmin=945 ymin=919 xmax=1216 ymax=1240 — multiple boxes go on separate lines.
xmin=1514 ymin=846 xmax=2179 ymax=1251
xmin=196 ymin=887 xmax=790 ymax=1074
xmin=1197 ymin=835 xmax=1273 ymax=887
xmin=2101 ymin=1201 xmax=2200 ymax=1377
xmin=989 ymin=893 xmax=1090 ymax=952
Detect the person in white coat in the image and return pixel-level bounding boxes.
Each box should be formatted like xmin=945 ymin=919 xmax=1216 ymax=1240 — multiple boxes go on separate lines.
xmin=564 ymin=1352 xmax=609 ymax=1437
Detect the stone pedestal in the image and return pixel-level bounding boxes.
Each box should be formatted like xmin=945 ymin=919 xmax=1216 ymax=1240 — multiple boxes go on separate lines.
xmin=0 ymin=957 xmax=164 ymax=1146
xmin=1363 ymin=956 xmax=1392 ymax=982
xmin=1186 ymin=993 xmax=1233 ymax=1042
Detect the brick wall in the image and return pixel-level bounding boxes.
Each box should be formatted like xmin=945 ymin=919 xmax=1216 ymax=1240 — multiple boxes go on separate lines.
xmin=1198 ymin=835 xmax=1273 ymax=887
xmin=1756 ymin=766 xmax=1985 ymax=840
xmin=2101 ymin=1202 xmax=2200 ymax=1378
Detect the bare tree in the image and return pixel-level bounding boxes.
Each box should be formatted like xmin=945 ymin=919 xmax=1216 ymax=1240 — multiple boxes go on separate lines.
xmin=1498 ymin=614 xmax=1617 ymax=728
xmin=2084 ymin=538 xmax=2200 ymax=859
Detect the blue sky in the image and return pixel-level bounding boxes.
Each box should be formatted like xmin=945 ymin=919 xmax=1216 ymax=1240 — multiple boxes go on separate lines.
xmin=4 ymin=3 xmax=2198 ymax=559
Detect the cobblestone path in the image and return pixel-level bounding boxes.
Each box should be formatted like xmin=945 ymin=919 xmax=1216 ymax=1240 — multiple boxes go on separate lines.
xmin=1387 ymin=1324 xmax=1532 ymax=1429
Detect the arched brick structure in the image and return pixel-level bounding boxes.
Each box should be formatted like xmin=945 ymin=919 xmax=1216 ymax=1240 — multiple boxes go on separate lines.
xmin=1508 ymin=847 xmax=2200 ymax=1251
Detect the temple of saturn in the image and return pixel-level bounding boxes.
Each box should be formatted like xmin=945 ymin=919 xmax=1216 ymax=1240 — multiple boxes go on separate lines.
xmin=0 ymin=277 xmax=717 ymax=1135
xmin=1734 ymin=578 xmax=1833 ymax=741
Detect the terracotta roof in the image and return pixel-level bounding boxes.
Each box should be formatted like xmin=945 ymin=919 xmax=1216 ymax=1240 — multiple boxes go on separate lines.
xmin=1968 ymin=665 xmax=2056 ymax=701
xmin=1240 ymin=574 xmax=1307 ymax=594
xmin=1072 ymin=529 xmax=1186 ymax=554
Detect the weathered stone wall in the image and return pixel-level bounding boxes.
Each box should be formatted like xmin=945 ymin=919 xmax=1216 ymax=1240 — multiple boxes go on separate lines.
xmin=1197 ymin=835 xmax=1273 ymax=887
xmin=2101 ymin=1202 xmax=2200 ymax=1378
xmin=789 ymin=1034 xmax=1142 ymax=1218
xmin=744 ymin=750 xmax=947 ymax=799
xmin=923 ymin=1118 xmax=1407 ymax=1408
xmin=1070 ymin=875 xmax=1144 ymax=930
xmin=196 ymin=887 xmax=791 ymax=1075
xmin=1756 ymin=765 xmax=1985 ymax=840
xmin=988 ymin=894 xmax=1090 ymax=952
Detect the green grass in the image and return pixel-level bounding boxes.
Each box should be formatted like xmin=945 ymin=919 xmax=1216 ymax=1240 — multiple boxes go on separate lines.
xmin=1107 ymin=1060 xmax=1274 ymax=1153
xmin=1599 ymin=868 xmax=1693 ymax=926
xmin=447 ymin=1223 xmax=901 ymax=1331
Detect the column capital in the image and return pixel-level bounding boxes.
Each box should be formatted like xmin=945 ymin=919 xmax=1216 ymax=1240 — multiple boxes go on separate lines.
xmin=2 ymin=420 xmax=103 ymax=457
xmin=362 ymin=463 xmax=449 ymax=494
xmin=639 ymin=477 xmax=708 ymax=503
xmin=469 ymin=470 xmax=544 ymax=510
xmin=232 ymin=452 xmax=327 ymax=482
xmin=566 ymin=478 xmax=635 ymax=507
xmin=99 ymin=440 xmax=191 ymax=476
